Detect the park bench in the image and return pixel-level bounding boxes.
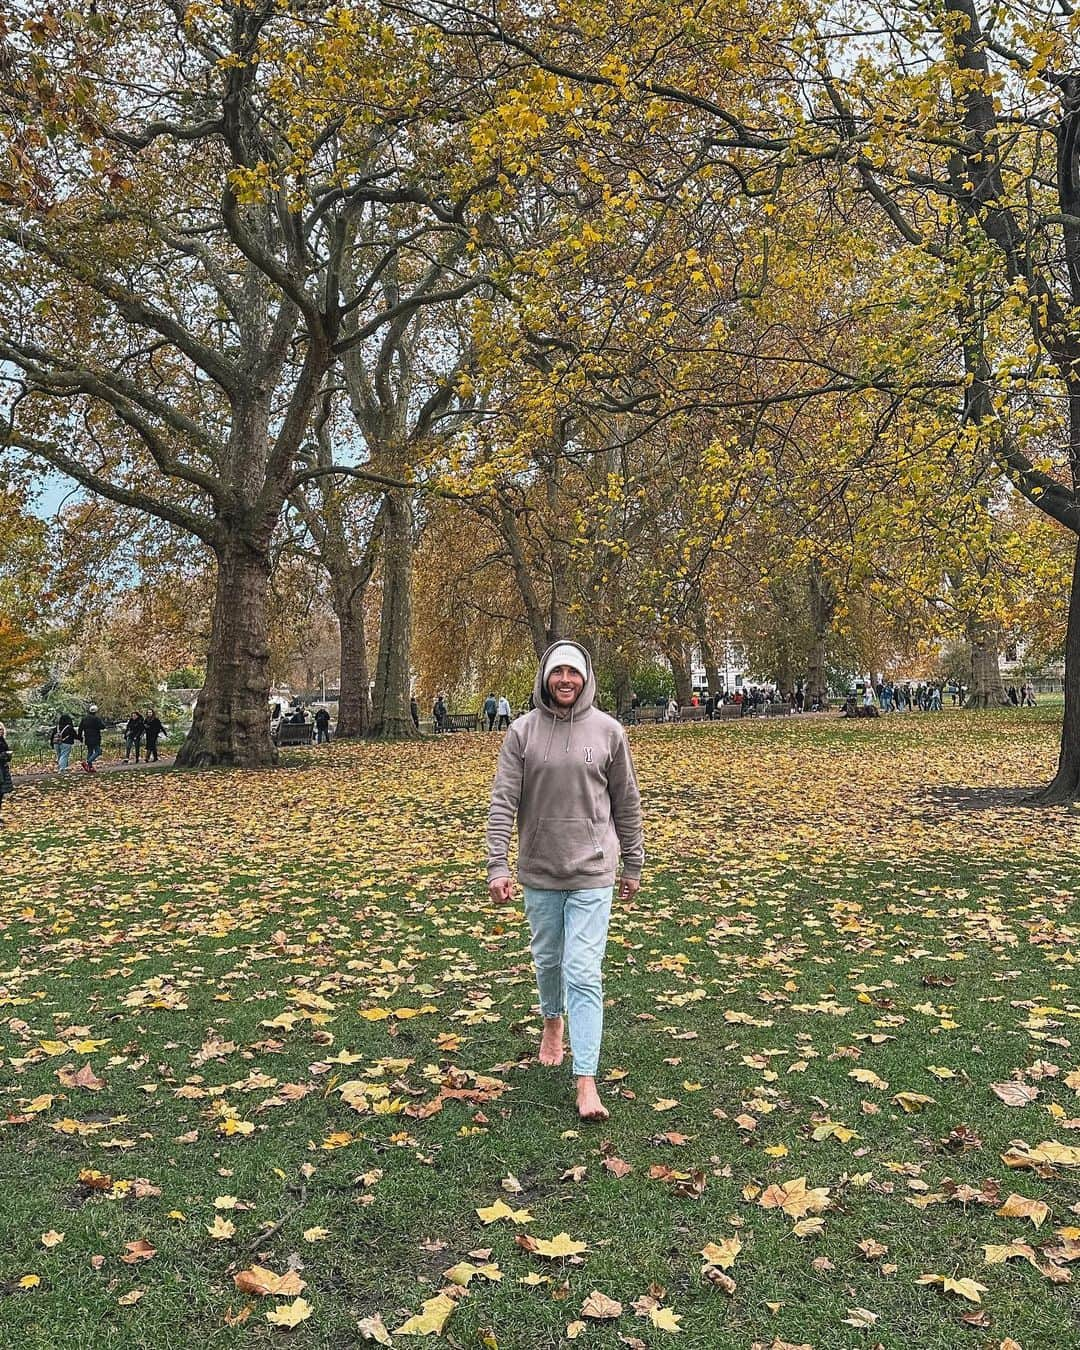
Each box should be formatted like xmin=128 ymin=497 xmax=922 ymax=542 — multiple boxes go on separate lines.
xmin=716 ymin=703 xmax=743 ymax=719
xmin=274 ymin=721 xmax=314 ymax=746
xmin=621 ymin=706 xmax=663 ymax=725
xmin=427 ymin=712 xmax=482 ymax=734
xmin=764 ymin=703 xmax=791 ymax=717
xmin=678 ymin=705 xmax=708 ymax=722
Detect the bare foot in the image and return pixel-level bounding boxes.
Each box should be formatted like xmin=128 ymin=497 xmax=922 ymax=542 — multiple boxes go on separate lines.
xmin=576 ymin=1076 xmax=609 ymax=1121
xmin=538 ymin=1016 xmax=565 ymax=1067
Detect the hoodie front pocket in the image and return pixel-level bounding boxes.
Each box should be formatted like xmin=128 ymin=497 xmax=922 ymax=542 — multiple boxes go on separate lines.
xmin=529 ymin=818 xmax=607 ymax=876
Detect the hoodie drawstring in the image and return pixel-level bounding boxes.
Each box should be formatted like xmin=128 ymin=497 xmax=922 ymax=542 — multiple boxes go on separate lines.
xmin=542 ymin=701 xmax=577 ymax=760
xmin=543 ymin=709 xmax=557 ymax=763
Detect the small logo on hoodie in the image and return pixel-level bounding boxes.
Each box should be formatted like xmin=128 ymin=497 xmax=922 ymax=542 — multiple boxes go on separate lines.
xmin=583 ymin=746 xmax=593 ymax=763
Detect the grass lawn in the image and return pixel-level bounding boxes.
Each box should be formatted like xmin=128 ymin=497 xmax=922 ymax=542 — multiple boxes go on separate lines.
xmin=2 ymin=707 xmax=1080 ymax=1349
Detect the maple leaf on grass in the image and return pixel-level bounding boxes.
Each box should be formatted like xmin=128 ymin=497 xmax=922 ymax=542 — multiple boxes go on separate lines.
xmin=265 ymin=1297 xmax=313 ymax=1328
xmin=759 ymin=1176 xmax=831 ymax=1219
xmin=700 ymin=1236 xmax=741 ymax=1270
xmin=234 ymin=1266 xmax=306 ymax=1297
xmin=442 ymin=1260 xmax=501 ymax=1286
xmin=649 ymin=1305 xmax=682 ymax=1333
xmin=916 ymin=1273 xmax=987 ymax=1302
xmin=395 ymin=1292 xmax=456 ymax=1335
xmin=516 ymin=1232 xmax=588 ymax=1258
xmin=357 ymin=1314 xmax=392 ymax=1345
xmin=476 ymin=1198 xmax=533 ymax=1225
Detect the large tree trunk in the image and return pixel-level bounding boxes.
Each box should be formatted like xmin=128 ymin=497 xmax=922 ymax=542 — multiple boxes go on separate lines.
xmin=666 ymin=644 xmax=693 ymax=707
xmin=775 ymin=652 xmax=795 ymax=702
xmin=1031 ymin=538 xmax=1080 ymax=802
xmin=695 ymin=612 xmax=724 ymax=700
xmin=612 ymin=652 xmax=633 ymax=717
xmin=806 ymin=562 xmax=835 ymax=709
xmin=335 ymin=583 xmax=371 ymax=738
xmin=370 ymin=490 xmax=417 ymax=739
xmin=964 ymin=617 xmax=1008 ymax=708
xmin=177 ymin=539 xmax=275 ymax=768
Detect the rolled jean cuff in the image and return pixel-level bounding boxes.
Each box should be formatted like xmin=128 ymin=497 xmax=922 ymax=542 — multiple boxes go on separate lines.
xmin=572 ymin=1059 xmax=599 ymax=1077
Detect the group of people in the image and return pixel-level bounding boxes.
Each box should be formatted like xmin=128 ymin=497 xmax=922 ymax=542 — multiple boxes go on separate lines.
xmin=863 ymin=681 xmax=948 ymax=712
xmin=625 ymin=686 xmax=789 ymax=722
xmin=859 ymin=680 xmax=1036 ymax=711
xmin=276 ymin=704 xmax=333 ymax=742
xmin=47 ymin=706 xmax=167 ymax=773
xmin=481 ymin=692 xmax=513 ymax=730
xmin=120 ymin=710 xmax=168 ymax=763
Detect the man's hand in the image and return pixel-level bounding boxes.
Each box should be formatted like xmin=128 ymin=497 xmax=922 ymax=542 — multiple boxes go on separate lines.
xmin=618 ymin=876 xmax=641 ymax=902
xmin=489 ymin=876 xmax=514 ymax=905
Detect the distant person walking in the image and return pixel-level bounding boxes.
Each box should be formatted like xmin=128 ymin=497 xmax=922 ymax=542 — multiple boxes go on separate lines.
xmin=496 ymin=694 xmax=511 ymax=730
xmin=0 ymin=722 xmax=14 ymax=822
xmin=487 ymin=641 xmax=644 ymax=1122
xmin=432 ymin=693 xmax=449 ymax=733
xmin=143 ymin=711 xmax=165 ymax=761
xmin=410 ymin=696 xmax=420 ymax=731
xmin=483 ymin=692 xmax=497 ymax=731
xmin=123 ymin=710 xmax=145 ymax=763
xmin=77 ymin=705 xmax=106 ymax=773
xmin=51 ymin=713 xmax=76 ymax=772
xmin=314 ymin=706 xmax=331 ymax=744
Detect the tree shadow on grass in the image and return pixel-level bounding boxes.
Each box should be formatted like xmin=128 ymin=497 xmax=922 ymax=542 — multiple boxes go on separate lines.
xmin=921 ymin=785 xmax=1039 ymax=812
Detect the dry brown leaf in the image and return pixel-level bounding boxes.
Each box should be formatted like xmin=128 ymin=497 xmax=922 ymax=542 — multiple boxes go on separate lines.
xmin=992 ymin=1082 xmax=1039 ymax=1108
xmin=581 ymin=1289 xmax=623 ymax=1319
xmin=996 ymin=1193 xmax=1050 ymax=1229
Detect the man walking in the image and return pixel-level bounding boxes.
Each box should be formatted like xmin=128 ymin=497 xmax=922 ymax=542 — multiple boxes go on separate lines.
xmin=487 ymin=641 xmax=644 ymax=1122
xmin=495 ymin=693 xmax=511 ymax=730
xmin=77 ymin=705 xmax=106 ymax=773
xmin=314 ymin=705 xmax=331 ymax=744
xmin=143 ymin=710 xmax=165 ymax=761
xmin=483 ymin=692 xmax=497 ymax=731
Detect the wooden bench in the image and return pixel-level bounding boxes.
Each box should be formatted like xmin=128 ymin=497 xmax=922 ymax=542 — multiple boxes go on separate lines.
xmin=716 ymin=703 xmax=743 ymax=719
xmin=274 ymin=721 xmax=313 ymax=746
xmin=621 ymin=706 xmax=663 ymax=725
xmin=679 ymin=705 xmax=708 ymax=722
xmin=764 ymin=703 xmax=791 ymax=717
xmin=431 ymin=712 xmax=482 ymax=733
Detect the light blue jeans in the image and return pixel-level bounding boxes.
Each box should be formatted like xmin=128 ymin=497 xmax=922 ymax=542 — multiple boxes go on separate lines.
xmin=523 ymin=885 xmax=613 ymax=1077
xmin=56 ymin=743 xmax=72 ymax=772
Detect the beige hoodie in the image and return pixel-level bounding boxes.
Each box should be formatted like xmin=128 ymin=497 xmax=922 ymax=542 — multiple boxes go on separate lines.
xmin=486 ymin=641 xmax=644 ymax=889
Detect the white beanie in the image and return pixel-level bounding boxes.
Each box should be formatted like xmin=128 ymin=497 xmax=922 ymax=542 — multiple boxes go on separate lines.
xmin=543 ymin=643 xmax=588 ymax=685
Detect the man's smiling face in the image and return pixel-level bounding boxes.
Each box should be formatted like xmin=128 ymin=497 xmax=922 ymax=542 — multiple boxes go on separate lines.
xmin=547 ymin=664 xmax=585 ymax=708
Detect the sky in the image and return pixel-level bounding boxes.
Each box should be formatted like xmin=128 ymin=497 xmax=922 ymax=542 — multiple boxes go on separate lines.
xmin=28 ymin=467 xmax=83 ymax=520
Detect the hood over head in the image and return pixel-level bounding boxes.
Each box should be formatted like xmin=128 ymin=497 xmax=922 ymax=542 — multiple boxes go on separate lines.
xmin=533 ymin=639 xmax=596 ymax=719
